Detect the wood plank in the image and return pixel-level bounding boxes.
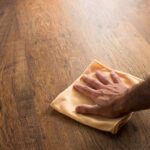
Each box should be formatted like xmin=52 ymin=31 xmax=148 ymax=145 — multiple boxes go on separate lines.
xmin=0 ymin=0 xmax=150 ymax=149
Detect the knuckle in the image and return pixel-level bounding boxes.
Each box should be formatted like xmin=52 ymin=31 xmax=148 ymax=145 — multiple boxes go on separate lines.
xmin=93 ymin=80 xmax=100 ymax=86
xmin=91 ymin=91 xmax=99 ymax=97
xmin=99 ymin=89 xmax=105 ymax=94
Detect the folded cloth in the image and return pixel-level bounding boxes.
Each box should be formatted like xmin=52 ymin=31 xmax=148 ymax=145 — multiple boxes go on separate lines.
xmin=50 ymin=60 xmax=142 ymax=134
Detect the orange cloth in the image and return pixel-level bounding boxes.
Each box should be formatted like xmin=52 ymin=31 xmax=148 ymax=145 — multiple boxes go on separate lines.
xmin=50 ymin=60 xmax=142 ymax=134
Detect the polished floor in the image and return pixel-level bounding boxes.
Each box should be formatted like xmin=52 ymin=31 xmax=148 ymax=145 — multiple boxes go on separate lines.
xmin=0 ymin=0 xmax=150 ymax=149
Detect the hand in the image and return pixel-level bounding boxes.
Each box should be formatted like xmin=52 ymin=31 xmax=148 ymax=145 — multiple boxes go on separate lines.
xmin=73 ymin=71 xmax=129 ymax=118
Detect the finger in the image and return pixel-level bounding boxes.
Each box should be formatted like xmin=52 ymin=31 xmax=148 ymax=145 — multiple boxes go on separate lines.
xmin=110 ymin=71 xmax=122 ymax=83
xmin=81 ymin=75 xmax=103 ymax=89
xmin=73 ymin=84 xmax=97 ymax=99
xmin=96 ymin=71 xmax=111 ymax=85
xmin=75 ymin=104 xmax=101 ymax=115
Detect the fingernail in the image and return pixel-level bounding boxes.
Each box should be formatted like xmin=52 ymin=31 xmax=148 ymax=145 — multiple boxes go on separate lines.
xmin=73 ymin=84 xmax=78 ymax=89
xmin=76 ymin=106 xmax=85 ymax=113
xmin=81 ymin=74 xmax=87 ymax=79
xmin=96 ymin=70 xmax=101 ymax=74
xmin=75 ymin=106 xmax=81 ymax=113
xmin=111 ymin=71 xmax=115 ymax=75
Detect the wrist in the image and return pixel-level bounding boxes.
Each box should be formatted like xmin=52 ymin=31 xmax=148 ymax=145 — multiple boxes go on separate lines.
xmin=113 ymin=89 xmax=132 ymax=117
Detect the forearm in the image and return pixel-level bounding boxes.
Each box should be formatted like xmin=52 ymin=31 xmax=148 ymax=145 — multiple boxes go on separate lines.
xmin=122 ymin=76 xmax=150 ymax=113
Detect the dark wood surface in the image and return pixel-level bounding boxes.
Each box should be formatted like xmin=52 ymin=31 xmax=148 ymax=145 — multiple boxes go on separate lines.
xmin=0 ymin=0 xmax=150 ymax=149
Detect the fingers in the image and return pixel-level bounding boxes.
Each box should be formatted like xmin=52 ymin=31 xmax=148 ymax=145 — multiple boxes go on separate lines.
xmin=110 ymin=71 xmax=122 ymax=83
xmin=73 ymin=84 xmax=98 ymax=99
xmin=81 ymin=75 xmax=103 ymax=89
xmin=75 ymin=104 xmax=101 ymax=115
xmin=96 ymin=71 xmax=111 ymax=85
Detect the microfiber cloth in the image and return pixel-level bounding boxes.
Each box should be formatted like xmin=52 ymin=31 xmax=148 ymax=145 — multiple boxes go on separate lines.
xmin=50 ymin=60 xmax=142 ymax=134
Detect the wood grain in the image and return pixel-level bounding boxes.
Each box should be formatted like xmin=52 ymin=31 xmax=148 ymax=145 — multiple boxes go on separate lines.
xmin=0 ymin=0 xmax=150 ymax=149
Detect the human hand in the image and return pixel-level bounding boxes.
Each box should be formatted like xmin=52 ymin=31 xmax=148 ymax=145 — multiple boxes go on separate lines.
xmin=73 ymin=71 xmax=129 ymax=118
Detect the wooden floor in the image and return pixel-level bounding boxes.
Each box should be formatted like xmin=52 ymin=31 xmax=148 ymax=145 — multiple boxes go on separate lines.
xmin=0 ymin=0 xmax=150 ymax=149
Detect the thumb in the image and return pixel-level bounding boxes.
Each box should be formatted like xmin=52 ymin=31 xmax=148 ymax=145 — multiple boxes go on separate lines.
xmin=75 ymin=104 xmax=100 ymax=115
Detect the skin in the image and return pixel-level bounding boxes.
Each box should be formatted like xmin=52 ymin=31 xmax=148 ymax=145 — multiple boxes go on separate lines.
xmin=73 ymin=71 xmax=150 ymax=118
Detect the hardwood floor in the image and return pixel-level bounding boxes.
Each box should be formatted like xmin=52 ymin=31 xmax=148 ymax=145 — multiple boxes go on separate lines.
xmin=0 ymin=0 xmax=150 ymax=149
